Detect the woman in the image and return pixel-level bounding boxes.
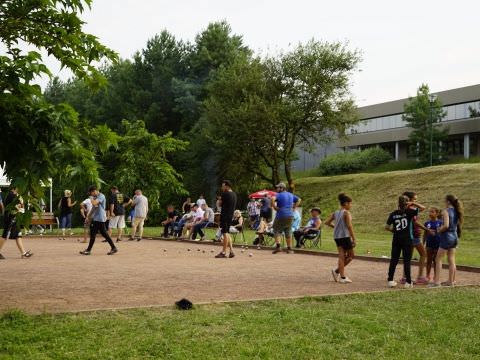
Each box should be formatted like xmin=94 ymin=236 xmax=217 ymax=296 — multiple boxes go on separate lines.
xmin=431 ymin=195 xmax=463 ymax=287
xmin=229 ymin=210 xmax=244 ymax=233
xmin=58 ymin=190 xmax=76 ymax=239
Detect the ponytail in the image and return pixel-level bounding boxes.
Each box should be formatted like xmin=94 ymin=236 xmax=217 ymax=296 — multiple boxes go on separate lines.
xmin=398 ymin=195 xmax=409 ymax=214
xmin=446 ymin=194 xmax=464 ymax=237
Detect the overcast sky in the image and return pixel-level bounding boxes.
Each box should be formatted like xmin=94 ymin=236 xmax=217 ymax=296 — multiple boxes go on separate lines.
xmin=38 ymin=0 xmax=480 ymax=106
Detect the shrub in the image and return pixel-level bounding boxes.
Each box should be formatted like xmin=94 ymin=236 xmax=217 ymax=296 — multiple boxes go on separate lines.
xmin=318 ymin=148 xmax=392 ymax=176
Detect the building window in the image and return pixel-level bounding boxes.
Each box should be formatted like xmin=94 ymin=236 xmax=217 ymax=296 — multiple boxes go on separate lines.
xmin=443 ymin=138 xmax=464 ymax=156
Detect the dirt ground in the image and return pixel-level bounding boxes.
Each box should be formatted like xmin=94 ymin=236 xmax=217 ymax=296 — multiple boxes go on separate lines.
xmin=1 ymin=237 xmax=479 ymax=314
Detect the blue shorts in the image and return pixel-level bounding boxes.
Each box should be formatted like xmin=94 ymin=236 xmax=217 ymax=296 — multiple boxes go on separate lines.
xmin=440 ymin=232 xmax=458 ymax=250
xmin=412 ymin=237 xmax=421 ymax=246
xmin=426 ymin=238 xmax=440 ymax=250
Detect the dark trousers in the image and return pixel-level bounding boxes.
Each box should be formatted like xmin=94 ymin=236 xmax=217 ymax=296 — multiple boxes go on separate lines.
xmin=192 ymin=221 xmax=209 ymax=239
xmin=294 ymin=229 xmax=317 ymax=247
xmin=163 ymin=222 xmax=174 ymax=237
xmin=388 ymin=238 xmax=413 ymax=283
xmin=87 ymin=221 xmax=116 ymax=251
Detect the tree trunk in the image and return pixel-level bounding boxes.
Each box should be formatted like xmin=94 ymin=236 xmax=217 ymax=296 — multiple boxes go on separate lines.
xmin=284 ymin=158 xmax=295 ymax=193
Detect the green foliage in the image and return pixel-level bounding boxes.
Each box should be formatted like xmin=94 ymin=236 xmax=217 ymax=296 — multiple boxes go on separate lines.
xmin=318 ymin=148 xmax=392 ymax=176
xmin=403 ymin=84 xmax=449 ymax=165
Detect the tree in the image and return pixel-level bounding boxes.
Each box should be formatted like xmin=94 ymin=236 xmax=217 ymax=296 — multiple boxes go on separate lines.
xmin=403 ymin=84 xmax=449 ymax=165
xmin=204 ymin=40 xmax=361 ymax=190
xmin=0 ymin=0 xmax=117 ymax=221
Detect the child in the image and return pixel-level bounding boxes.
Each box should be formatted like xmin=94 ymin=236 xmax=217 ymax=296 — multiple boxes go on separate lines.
xmin=385 ymin=195 xmax=427 ymax=288
xmin=325 ymin=193 xmax=356 ymax=284
xmin=431 ymin=195 xmax=464 ymax=287
xmin=423 ymin=207 xmax=442 ymax=282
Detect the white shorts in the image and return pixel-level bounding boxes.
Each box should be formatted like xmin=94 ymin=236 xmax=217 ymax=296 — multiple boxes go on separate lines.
xmin=109 ymin=215 xmax=126 ymax=229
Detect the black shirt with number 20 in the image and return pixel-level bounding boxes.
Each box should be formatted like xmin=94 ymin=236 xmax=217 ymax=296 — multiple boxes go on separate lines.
xmin=386 ymin=208 xmax=419 ymax=242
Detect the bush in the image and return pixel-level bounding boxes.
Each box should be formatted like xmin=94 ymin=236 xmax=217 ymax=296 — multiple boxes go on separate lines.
xmin=318 ymin=148 xmax=392 ymax=176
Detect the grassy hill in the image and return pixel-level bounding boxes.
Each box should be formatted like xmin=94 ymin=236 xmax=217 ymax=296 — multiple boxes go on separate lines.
xmin=296 ymin=163 xmax=479 ymax=232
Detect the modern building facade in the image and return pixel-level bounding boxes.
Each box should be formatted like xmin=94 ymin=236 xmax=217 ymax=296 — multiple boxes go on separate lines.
xmin=292 ymin=84 xmax=480 ymax=171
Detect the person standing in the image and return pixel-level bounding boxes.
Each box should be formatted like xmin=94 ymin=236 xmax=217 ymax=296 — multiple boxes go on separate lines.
xmin=108 ymin=186 xmax=131 ymax=242
xmin=58 ymin=189 xmax=77 ymax=240
xmin=0 ymin=186 xmax=33 ymax=259
xmin=129 ymin=189 xmax=148 ymax=241
xmin=196 ymin=194 xmax=206 ymax=207
xmin=247 ymin=198 xmax=260 ymax=229
xmin=182 ymin=197 xmax=192 ymax=214
xmin=80 ymin=195 xmax=93 ymax=243
xmin=215 ymin=180 xmax=237 ymax=258
xmin=79 ymin=186 xmax=117 ymax=255
xmin=260 ymin=194 xmax=272 ymax=222
xmin=271 ymin=182 xmax=301 ymax=254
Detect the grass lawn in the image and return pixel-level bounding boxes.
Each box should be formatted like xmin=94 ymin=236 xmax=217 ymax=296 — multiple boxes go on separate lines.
xmin=1 ymin=287 xmax=480 ymax=359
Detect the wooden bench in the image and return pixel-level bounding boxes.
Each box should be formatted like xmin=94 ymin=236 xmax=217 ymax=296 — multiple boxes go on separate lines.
xmin=31 ymin=212 xmax=59 ymax=229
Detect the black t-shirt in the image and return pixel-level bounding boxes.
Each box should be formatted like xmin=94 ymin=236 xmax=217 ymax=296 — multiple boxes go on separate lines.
xmin=221 ymin=191 xmax=237 ymax=219
xmin=168 ymin=210 xmax=179 ymax=220
xmin=60 ymin=197 xmax=72 ymax=216
xmin=4 ymin=191 xmax=17 ymax=218
xmin=110 ymin=192 xmax=130 ymax=216
xmin=387 ymin=208 xmax=419 ymax=241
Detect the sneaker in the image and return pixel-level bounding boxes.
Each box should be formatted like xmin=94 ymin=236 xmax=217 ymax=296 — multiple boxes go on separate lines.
xmin=107 ymin=248 xmax=118 ymax=255
xmin=339 ymin=277 xmax=352 ymax=284
xmin=136 ymin=237 xmax=142 ymax=242
xmin=388 ymin=280 xmax=398 ymax=288
xmin=21 ymin=250 xmax=33 ymax=258
xmin=272 ymin=247 xmax=282 ymax=254
xmin=331 ymin=269 xmax=339 ymax=282
xmin=116 ymin=238 xmax=122 ymax=243
xmin=285 ymin=248 xmax=294 ymax=254
xmin=215 ymin=252 xmax=227 ymax=258
xmin=441 ymin=281 xmax=455 ymax=287
xmin=415 ymin=277 xmax=428 ymax=285
xmin=428 ymin=283 xmax=441 ymax=288
xmin=404 ymin=282 xmax=414 ymax=289
xmin=399 ymin=277 xmax=406 ymax=285
xmin=228 ymin=252 xmax=235 ymax=258
xmin=79 ymin=250 xmax=91 ymax=255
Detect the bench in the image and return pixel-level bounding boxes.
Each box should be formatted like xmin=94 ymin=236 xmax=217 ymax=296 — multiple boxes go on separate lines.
xmin=30 ymin=212 xmax=59 ymax=229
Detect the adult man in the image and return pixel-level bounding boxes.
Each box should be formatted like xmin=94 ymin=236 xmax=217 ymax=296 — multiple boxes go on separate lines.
xmin=80 ymin=186 xmax=118 ymax=255
xmin=271 ymin=182 xmax=301 ymax=254
xmin=0 ymin=186 xmax=33 ymax=259
xmin=108 ymin=186 xmax=131 ymax=242
xmin=191 ymin=203 xmax=214 ymax=241
xmin=215 ymin=180 xmax=237 ymax=258
xmin=260 ymin=194 xmax=272 ymax=222
xmin=162 ymin=205 xmax=179 ymax=237
xmin=247 ymin=198 xmax=260 ymax=229
xmin=185 ymin=203 xmax=204 ymax=237
xmin=80 ymin=195 xmax=93 ymax=243
xmin=129 ymin=189 xmax=148 ymax=241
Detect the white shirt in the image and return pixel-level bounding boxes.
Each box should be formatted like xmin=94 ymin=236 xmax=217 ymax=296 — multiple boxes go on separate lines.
xmin=133 ymin=194 xmax=148 ymax=218
xmin=194 ymin=208 xmax=204 ymax=220
xmin=81 ymin=198 xmax=93 ymax=214
xmin=196 ymin=198 xmax=206 ymax=207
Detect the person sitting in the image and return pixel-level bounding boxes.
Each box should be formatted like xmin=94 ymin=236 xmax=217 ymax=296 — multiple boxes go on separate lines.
xmin=191 ymin=203 xmax=214 ymax=241
xmin=174 ymin=204 xmax=196 ymax=238
xmin=162 ymin=205 xmax=179 ymax=237
xmin=253 ymin=217 xmax=268 ymax=245
xmin=184 ymin=203 xmax=204 ymax=237
xmin=214 ymin=210 xmax=244 ymax=240
xmin=294 ymin=207 xmax=322 ymax=248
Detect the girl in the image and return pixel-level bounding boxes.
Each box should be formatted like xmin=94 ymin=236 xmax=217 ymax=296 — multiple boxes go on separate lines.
xmin=325 ymin=193 xmax=356 ymax=284
xmin=423 ymin=207 xmax=442 ymax=282
xmin=385 ymin=195 xmax=427 ymax=288
xmin=431 ymin=195 xmax=463 ymax=287
xmin=58 ymin=189 xmax=77 ymax=240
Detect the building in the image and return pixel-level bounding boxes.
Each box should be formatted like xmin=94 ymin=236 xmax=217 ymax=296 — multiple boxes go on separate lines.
xmin=292 ymin=84 xmax=480 ymax=171
xmin=338 ymin=84 xmax=480 ymax=161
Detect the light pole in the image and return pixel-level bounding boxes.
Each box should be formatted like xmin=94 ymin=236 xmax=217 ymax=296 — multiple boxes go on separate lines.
xmin=428 ymin=94 xmax=437 ymax=166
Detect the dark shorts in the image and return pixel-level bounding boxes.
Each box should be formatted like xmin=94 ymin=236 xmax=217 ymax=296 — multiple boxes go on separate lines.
xmin=2 ymin=220 xmax=21 ymax=240
xmin=440 ymin=232 xmax=458 ymax=250
xmin=220 ymin=215 xmax=233 ymax=234
xmin=334 ymin=237 xmax=353 ymax=250
xmin=260 ymin=209 xmax=272 ymax=222
xmin=426 ymin=238 xmax=440 ymax=250
xmin=273 ymin=216 xmax=293 ymax=237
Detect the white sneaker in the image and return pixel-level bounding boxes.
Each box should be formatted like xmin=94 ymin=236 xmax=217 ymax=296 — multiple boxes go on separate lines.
xmin=331 ymin=269 xmax=339 ymax=282
xmin=388 ymin=280 xmax=397 ymax=288
xmin=404 ymin=282 xmax=414 ymax=289
xmin=339 ymin=277 xmax=352 ymax=284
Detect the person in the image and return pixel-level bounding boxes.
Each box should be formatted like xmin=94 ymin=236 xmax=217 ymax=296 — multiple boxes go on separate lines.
xmin=215 ymin=180 xmax=237 ymax=258
xmin=402 ymin=191 xmax=428 ymax=285
xmin=196 ymin=194 xmax=206 ymax=207
xmin=108 ymin=186 xmax=131 ymax=242
xmin=80 ymin=186 xmax=118 ymax=255
xmin=174 ymin=204 xmax=196 ymax=238
xmin=385 ymin=195 xmax=427 ymax=288
xmin=129 ymin=189 xmax=148 ymax=241
xmin=271 ymin=182 xmax=301 ymax=254
xmin=182 ymin=197 xmax=192 ymax=214
xmin=191 ymin=203 xmax=214 ymax=241
xmin=215 ymin=194 xmax=222 ymax=213
xmin=0 ymin=191 xmax=4 ymax=215
xmin=423 ymin=207 xmax=442 ymax=282
xmin=80 ymin=195 xmax=93 ymax=243
xmin=294 ymin=208 xmax=322 ymax=248
xmin=0 ymin=186 xmax=33 ymax=259
xmin=253 ymin=217 xmax=269 ymax=245
xmin=325 ymin=194 xmax=356 ymax=284
xmin=431 ymin=195 xmax=464 ymax=287
xmin=214 ymin=209 xmax=244 ymax=240
xmin=259 ymin=194 xmax=272 ymax=222
xmin=185 ymin=203 xmax=204 ymax=236
xmin=58 ymin=189 xmax=77 ymax=239
xmin=291 ymin=208 xmax=301 ymax=232
xmin=162 ymin=205 xmax=180 ymax=238
xmin=247 ymin=199 xmax=260 ymax=229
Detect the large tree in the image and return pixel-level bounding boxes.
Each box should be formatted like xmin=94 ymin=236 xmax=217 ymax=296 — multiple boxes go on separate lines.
xmin=0 ymin=0 xmax=118 ymax=218
xmin=403 ymin=84 xmax=449 ymax=165
xmin=204 ymin=40 xmax=361 ymax=190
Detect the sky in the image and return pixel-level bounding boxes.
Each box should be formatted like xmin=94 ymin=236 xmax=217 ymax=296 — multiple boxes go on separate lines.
xmin=34 ymin=0 xmax=480 ymax=106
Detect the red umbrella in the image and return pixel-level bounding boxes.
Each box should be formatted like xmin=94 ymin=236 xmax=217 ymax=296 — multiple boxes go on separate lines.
xmin=249 ymin=189 xmax=277 ymax=199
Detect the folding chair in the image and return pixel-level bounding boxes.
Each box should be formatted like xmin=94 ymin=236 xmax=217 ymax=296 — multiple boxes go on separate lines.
xmin=231 ymin=218 xmax=246 ymax=244
xmin=303 ymin=229 xmax=322 ymax=248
